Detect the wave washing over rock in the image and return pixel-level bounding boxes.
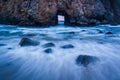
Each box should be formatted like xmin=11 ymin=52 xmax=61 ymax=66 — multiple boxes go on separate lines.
xmin=0 ymin=23 xmax=120 ymax=80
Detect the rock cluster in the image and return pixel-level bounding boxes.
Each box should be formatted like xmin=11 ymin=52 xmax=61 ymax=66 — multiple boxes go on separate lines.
xmin=0 ymin=0 xmax=120 ymax=26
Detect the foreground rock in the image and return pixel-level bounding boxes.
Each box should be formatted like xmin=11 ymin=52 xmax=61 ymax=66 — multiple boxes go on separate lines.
xmin=0 ymin=0 xmax=120 ymax=26
xmin=19 ymin=38 xmax=39 ymax=47
xmin=76 ymin=55 xmax=99 ymax=67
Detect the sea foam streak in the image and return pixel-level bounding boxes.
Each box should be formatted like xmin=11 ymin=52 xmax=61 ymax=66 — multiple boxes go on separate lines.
xmin=0 ymin=24 xmax=120 ymax=80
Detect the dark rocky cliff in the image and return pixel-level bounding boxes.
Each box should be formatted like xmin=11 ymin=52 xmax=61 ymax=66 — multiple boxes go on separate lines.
xmin=0 ymin=0 xmax=120 ymax=26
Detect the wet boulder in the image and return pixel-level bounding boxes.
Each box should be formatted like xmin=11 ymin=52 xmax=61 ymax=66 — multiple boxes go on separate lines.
xmin=97 ymin=30 xmax=103 ymax=34
xmin=81 ymin=30 xmax=86 ymax=32
xmin=42 ymin=43 xmax=55 ymax=48
xmin=106 ymin=31 xmax=113 ymax=34
xmin=19 ymin=38 xmax=39 ymax=47
xmin=0 ymin=43 xmax=6 ymax=46
xmin=44 ymin=48 xmax=53 ymax=54
xmin=76 ymin=55 xmax=99 ymax=67
xmin=60 ymin=44 xmax=74 ymax=49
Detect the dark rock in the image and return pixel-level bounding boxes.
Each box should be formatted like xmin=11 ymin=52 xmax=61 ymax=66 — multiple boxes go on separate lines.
xmin=106 ymin=31 xmax=113 ymax=34
xmin=0 ymin=43 xmax=6 ymax=46
xmin=76 ymin=55 xmax=99 ymax=67
xmin=81 ymin=30 xmax=86 ymax=32
xmin=98 ymin=31 xmax=103 ymax=34
xmin=68 ymin=32 xmax=75 ymax=34
xmin=58 ymin=31 xmax=75 ymax=34
xmin=7 ymin=48 xmax=12 ymax=50
xmin=98 ymin=30 xmax=103 ymax=34
xmin=44 ymin=48 xmax=53 ymax=54
xmin=19 ymin=38 xmax=39 ymax=47
xmin=61 ymin=44 xmax=74 ymax=49
xmin=42 ymin=43 xmax=55 ymax=48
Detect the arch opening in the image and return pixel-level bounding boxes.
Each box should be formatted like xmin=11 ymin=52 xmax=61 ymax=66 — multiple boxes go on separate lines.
xmin=58 ymin=15 xmax=64 ymax=24
xmin=56 ymin=10 xmax=70 ymax=25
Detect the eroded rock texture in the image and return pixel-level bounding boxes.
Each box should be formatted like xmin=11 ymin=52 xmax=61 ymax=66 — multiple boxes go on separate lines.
xmin=0 ymin=0 xmax=120 ymax=26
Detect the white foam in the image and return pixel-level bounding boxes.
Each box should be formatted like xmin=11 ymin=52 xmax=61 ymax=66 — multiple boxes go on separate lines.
xmin=0 ymin=24 xmax=120 ymax=80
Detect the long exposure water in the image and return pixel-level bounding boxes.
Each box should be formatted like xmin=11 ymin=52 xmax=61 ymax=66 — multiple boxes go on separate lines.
xmin=0 ymin=21 xmax=120 ymax=80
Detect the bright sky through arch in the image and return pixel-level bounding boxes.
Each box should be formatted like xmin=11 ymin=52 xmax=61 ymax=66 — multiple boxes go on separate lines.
xmin=58 ymin=15 xmax=64 ymax=21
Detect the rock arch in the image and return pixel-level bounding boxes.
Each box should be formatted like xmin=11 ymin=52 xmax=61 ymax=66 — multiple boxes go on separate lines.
xmin=0 ymin=0 xmax=120 ymax=26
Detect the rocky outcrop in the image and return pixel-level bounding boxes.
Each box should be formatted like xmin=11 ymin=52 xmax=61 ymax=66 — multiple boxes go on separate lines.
xmin=76 ymin=55 xmax=99 ymax=67
xmin=19 ymin=37 xmax=40 ymax=46
xmin=0 ymin=0 xmax=57 ymax=26
xmin=0 ymin=0 xmax=120 ymax=26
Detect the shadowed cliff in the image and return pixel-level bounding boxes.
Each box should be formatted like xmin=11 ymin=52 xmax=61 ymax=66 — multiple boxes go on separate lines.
xmin=0 ymin=0 xmax=120 ymax=26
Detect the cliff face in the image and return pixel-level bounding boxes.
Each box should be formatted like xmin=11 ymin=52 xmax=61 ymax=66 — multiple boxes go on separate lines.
xmin=0 ymin=0 xmax=57 ymax=26
xmin=0 ymin=0 xmax=120 ymax=26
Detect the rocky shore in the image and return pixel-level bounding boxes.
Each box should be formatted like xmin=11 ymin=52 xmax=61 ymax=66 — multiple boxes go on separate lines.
xmin=0 ymin=24 xmax=120 ymax=80
xmin=0 ymin=0 xmax=120 ymax=26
